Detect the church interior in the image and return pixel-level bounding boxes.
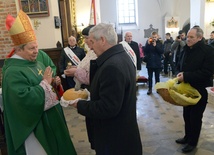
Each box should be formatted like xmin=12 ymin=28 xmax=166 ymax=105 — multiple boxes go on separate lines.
xmin=1 ymin=0 xmax=214 ymax=154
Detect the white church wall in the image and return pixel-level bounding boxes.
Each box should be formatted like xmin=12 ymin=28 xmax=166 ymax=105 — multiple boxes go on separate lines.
xmin=204 ymin=1 xmax=214 ymax=39
xmin=99 ymin=0 xmax=190 ymax=45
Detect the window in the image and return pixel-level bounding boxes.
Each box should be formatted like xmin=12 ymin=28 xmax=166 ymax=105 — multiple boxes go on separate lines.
xmin=117 ymin=0 xmax=136 ymax=24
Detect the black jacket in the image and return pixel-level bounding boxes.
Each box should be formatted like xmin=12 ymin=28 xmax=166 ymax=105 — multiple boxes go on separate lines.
xmin=59 ymin=45 xmax=85 ymax=74
xmin=163 ymin=38 xmax=174 ymax=54
xmin=59 ymin=45 xmax=85 ymax=89
xmin=208 ymin=39 xmax=214 ymax=48
xmin=178 ymin=40 xmax=214 ymax=103
xmin=77 ymin=44 xmax=142 ymax=155
xmin=144 ymin=39 xmax=164 ymax=68
xmin=128 ymin=41 xmax=142 ymax=70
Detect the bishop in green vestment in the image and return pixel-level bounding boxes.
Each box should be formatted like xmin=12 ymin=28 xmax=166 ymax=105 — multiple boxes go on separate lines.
xmin=3 ymin=10 xmax=77 ymax=155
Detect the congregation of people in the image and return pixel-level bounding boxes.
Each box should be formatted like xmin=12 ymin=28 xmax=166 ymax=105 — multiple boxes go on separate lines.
xmin=2 ymin=9 xmax=214 ymax=155
xmin=141 ymin=27 xmax=214 ymax=153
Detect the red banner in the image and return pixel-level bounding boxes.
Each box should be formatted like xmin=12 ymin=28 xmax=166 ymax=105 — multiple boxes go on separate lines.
xmin=89 ymin=0 xmax=96 ymax=25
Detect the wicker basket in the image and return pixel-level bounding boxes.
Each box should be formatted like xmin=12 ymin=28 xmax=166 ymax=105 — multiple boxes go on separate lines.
xmin=157 ymin=88 xmax=181 ymax=106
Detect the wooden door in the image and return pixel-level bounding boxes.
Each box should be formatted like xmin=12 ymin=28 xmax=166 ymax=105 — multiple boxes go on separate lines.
xmin=59 ymin=0 xmax=76 ymax=47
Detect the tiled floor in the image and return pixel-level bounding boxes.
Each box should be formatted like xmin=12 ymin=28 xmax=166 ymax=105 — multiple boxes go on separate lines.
xmin=63 ymin=64 xmax=214 ymax=155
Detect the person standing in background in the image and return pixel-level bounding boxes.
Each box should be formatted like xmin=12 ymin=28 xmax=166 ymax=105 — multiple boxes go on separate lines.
xmin=171 ymin=30 xmax=186 ymax=73
xmin=208 ymin=31 xmax=214 ymax=48
xmin=59 ymin=36 xmax=85 ymax=90
xmin=176 ymin=27 xmax=214 ymax=153
xmin=163 ymin=33 xmax=175 ymax=76
xmin=144 ymin=31 xmax=164 ymax=95
xmin=124 ymin=31 xmax=142 ymax=71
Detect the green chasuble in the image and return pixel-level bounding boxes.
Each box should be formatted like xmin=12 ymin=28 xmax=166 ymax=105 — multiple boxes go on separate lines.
xmin=2 ymin=58 xmax=76 ymax=155
xmin=37 ymin=50 xmax=57 ymax=76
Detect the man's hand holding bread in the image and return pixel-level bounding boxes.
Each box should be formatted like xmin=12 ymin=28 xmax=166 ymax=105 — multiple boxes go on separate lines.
xmin=60 ymin=88 xmax=89 ymax=107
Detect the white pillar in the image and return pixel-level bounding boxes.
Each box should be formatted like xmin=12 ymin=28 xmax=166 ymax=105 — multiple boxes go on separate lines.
xmin=190 ymin=0 xmax=206 ymax=29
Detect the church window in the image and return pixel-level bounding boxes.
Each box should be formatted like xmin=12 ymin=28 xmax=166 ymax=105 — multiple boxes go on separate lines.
xmin=117 ymin=0 xmax=136 ymax=24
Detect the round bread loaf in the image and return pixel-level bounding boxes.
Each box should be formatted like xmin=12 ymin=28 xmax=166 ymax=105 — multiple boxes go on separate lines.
xmin=63 ymin=88 xmax=88 ymax=100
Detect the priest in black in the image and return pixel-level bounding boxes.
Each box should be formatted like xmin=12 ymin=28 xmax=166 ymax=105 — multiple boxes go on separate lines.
xmin=124 ymin=31 xmax=141 ymax=71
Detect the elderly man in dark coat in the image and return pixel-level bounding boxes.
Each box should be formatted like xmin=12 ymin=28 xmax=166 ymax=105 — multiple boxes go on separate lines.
xmin=70 ymin=23 xmax=142 ymax=155
xmin=59 ymin=36 xmax=85 ymax=90
xmin=176 ymin=27 xmax=214 ymax=153
xmin=124 ymin=31 xmax=142 ymax=71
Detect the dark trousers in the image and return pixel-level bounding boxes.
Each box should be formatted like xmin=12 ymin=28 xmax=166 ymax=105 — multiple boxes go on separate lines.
xmin=163 ymin=53 xmax=175 ymax=75
xmin=65 ymin=76 xmax=75 ymax=90
xmin=183 ymin=101 xmax=207 ymax=146
xmin=147 ymin=68 xmax=161 ymax=89
xmin=85 ymin=117 xmax=95 ymax=150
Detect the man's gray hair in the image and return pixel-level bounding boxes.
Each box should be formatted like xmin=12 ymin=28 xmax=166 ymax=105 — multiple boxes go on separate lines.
xmin=89 ymin=23 xmax=118 ymax=45
xmin=192 ymin=27 xmax=204 ymax=37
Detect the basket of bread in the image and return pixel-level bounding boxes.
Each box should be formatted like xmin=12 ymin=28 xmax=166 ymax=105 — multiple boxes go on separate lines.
xmin=60 ymin=88 xmax=89 ymax=107
xmin=155 ymin=78 xmax=201 ymax=106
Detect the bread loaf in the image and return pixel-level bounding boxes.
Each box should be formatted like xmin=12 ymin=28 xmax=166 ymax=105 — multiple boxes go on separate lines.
xmin=63 ymin=88 xmax=88 ymax=100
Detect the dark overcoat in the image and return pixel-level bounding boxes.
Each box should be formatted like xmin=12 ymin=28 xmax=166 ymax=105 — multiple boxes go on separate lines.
xmin=177 ymin=40 xmax=214 ymax=146
xmin=59 ymin=45 xmax=85 ymax=89
xmin=178 ymin=40 xmax=214 ymax=102
xmin=144 ymin=40 xmax=164 ymax=68
xmin=128 ymin=41 xmax=142 ymax=70
xmin=77 ymin=44 xmax=142 ymax=155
